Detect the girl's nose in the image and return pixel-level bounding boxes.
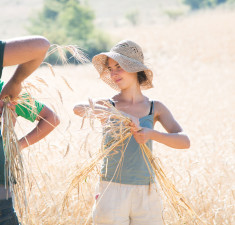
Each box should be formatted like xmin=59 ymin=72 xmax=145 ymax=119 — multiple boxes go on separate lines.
xmin=110 ymin=69 xmax=117 ymax=77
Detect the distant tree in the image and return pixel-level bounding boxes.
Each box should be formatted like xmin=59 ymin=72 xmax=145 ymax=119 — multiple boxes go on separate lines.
xmin=27 ymin=0 xmax=111 ymax=63
xmin=216 ymin=0 xmax=227 ymax=3
xmin=183 ymin=0 xmax=218 ymax=10
xmin=125 ymin=10 xmax=140 ymax=26
xmin=164 ymin=7 xmax=187 ymax=20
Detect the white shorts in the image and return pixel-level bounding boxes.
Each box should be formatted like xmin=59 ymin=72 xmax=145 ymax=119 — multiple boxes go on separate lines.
xmin=92 ymin=181 xmax=164 ymax=225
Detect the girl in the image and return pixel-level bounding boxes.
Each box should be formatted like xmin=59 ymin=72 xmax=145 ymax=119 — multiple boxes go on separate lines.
xmin=74 ymin=40 xmax=190 ymax=225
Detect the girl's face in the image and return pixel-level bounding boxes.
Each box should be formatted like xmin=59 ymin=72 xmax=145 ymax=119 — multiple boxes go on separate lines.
xmin=107 ymin=58 xmax=138 ymax=90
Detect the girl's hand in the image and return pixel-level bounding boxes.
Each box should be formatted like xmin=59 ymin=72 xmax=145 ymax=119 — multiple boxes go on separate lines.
xmin=128 ymin=115 xmax=141 ymax=133
xmin=132 ymin=127 xmax=152 ymax=144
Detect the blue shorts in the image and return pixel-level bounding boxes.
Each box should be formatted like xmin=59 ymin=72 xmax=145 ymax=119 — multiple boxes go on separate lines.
xmin=0 ymin=198 xmax=19 ymax=225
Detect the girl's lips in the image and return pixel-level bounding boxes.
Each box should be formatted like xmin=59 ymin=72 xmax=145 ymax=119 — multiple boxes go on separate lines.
xmin=115 ymin=78 xmax=122 ymax=83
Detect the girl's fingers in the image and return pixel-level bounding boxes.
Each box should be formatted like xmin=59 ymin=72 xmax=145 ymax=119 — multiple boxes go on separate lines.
xmin=130 ymin=125 xmax=140 ymax=133
xmin=131 ymin=128 xmax=138 ymax=134
xmin=129 ymin=121 xmax=141 ymax=129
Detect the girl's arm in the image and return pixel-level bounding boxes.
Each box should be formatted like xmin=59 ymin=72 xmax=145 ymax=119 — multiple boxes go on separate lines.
xmin=73 ymin=100 xmax=114 ymax=125
xmin=73 ymin=100 xmax=110 ymax=118
xmin=73 ymin=100 xmax=141 ymax=129
xmin=18 ymin=105 xmax=60 ymax=150
xmin=132 ymin=101 xmax=190 ymax=149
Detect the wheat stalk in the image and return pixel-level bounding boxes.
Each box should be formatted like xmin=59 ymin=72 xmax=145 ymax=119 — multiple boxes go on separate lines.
xmin=46 ymin=44 xmax=90 ymax=65
xmin=1 ymin=92 xmax=60 ymax=224
xmin=140 ymin=144 xmax=206 ymax=224
xmin=63 ymin=102 xmax=132 ymax=210
xmin=1 ymin=98 xmax=29 ymax=221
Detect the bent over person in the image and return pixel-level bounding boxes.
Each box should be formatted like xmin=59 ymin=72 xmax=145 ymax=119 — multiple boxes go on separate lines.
xmin=0 ymin=38 xmax=60 ymax=224
xmin=0 ymin=36 xmax=50 ymax=100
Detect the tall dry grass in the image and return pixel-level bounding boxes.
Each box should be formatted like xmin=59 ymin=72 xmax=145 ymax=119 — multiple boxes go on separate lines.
xmin=2 ymin=9 xmax=234 ymax=225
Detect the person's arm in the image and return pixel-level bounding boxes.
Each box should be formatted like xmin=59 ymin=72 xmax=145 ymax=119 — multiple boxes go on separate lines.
xmin=73 ymin=100 xmax=141 ymax=129
xmin=132 ymin=101 xmax=190 ymax=149
xmin=0 ymin=36 xmax=50 ymax=100
xmin=18 ymin=105 xmax=60 ymax=150
xmin=73 ymin=100 xmax=110 ymax=120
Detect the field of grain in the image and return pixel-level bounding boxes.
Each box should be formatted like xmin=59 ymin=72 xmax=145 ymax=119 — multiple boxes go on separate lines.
xmin=2 ymin=8 xmax=235 ymax=225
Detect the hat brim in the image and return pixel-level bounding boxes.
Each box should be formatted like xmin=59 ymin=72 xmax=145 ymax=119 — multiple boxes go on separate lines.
xmin=92 ymin=52 xmax=153 ymax=90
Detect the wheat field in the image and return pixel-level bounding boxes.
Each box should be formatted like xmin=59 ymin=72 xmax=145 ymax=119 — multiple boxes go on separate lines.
xmin=3 ymin=8 xmax=235 ymax=225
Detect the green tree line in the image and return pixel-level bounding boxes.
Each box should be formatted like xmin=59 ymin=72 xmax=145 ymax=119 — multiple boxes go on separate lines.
xmin=183 ymin=0 xmax=232 ymax=10
xmin=28 ymin=0 xmax=111 ymax=64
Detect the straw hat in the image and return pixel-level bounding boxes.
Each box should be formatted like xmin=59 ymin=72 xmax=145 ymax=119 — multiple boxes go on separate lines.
xmin=92 ymin=40 xmax=153 ymax=90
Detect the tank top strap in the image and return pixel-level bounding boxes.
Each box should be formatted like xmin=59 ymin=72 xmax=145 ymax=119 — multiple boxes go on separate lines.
xmin=109 ymin=99 xmax=115 ymax=107
xmin=109 ymin=99 xmax=153 ymax=114
xmin=149 ymin=101 xmax=154 ymax=115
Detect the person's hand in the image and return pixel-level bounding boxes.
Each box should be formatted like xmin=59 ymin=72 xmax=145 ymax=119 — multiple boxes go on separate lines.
xmin=0 ymin=100 xmax=17 ymax=125
xmin=0 ymin=79 xmax=22 ymax=100
xmin=18 ymin=138 xmax=28 ymax=151
xmin=128 ymin=115 xmax=141 ymax=133
xmin=132 ymin=127 xmax=152 ymax=144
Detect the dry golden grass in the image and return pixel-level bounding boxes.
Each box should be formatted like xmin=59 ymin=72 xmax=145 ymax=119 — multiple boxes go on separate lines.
xmin=2 ymin=9 xmax=234 ymax=225
xmin=1 ymin=99 xmax=27 ymax=221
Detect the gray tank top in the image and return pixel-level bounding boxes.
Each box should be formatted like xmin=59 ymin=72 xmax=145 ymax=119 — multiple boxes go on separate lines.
xmin=101 ymin=101 xmax=155 ymax=185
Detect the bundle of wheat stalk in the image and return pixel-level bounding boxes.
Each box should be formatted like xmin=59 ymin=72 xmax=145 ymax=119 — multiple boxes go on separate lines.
xmin=63 ymin=101 xmax=133 ymax=210
xmin=1 ymin=97 xmax=29 ymax=222
xmin=1 ymin=93 xmax=49 ymax=225
xmin=45 ymin=44 xmax=90 ymax=66
xmin=64 ymin=100 xmax=206 ymax=225
xmin=0 ymin=44 xmax=87 ymax=225
xmin=140 ymin=144 xmax=205 ymax=224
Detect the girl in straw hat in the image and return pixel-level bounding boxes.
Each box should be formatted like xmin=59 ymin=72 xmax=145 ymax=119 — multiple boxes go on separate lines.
xmin=74 ymin=40 xmax=190 ymax=225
